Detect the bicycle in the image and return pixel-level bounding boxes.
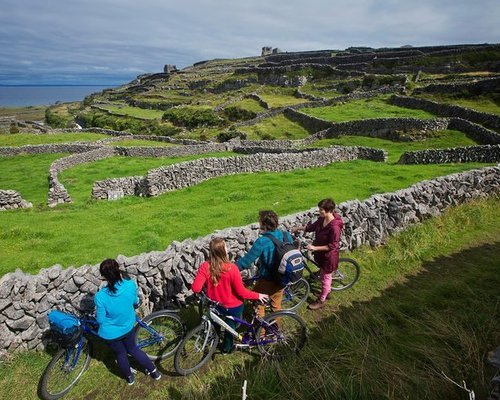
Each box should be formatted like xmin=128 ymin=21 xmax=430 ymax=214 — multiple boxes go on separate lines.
xmin=39 ymin=308 xmax=184 ymax=400
xmin=173 ymin=293 xmax=307 ymax=376
xmin=280 ymin=233 xmax=361 ymax=309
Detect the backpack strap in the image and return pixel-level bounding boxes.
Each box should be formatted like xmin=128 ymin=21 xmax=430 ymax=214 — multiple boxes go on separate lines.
xmin=262 ymin=230 xmax=289 ymax=245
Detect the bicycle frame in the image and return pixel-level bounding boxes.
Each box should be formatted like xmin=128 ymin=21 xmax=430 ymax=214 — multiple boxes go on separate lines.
xmin=135 ymin=317 xmax=165 ymax=349
xmin=202 ymin=302 xmax=279 ymax=348
xmin=60 ymin=314 xmax=163 ymax=367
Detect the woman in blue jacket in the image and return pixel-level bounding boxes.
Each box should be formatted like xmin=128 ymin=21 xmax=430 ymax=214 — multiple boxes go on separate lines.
xmin=94 ymin=258 xmax=161 ymax=385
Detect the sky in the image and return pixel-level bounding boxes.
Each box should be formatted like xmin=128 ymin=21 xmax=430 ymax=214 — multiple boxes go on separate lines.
xmin=1 ymin=0 xmax=499 ymax=86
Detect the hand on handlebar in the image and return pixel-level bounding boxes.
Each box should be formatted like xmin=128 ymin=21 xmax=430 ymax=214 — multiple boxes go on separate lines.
xmin=258 ymin=293 xmax=270 ymax=304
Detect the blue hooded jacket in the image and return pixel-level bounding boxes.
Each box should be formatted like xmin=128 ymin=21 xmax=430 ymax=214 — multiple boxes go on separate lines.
xmin=94 ymin=278 xmax=138 ymax=340
xmin=236 ymin=229 xmax=293 ymax=279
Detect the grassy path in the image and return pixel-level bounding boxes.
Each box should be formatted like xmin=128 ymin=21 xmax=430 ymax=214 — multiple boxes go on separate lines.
xmin=0 ymin=196 xmax=498 ymax=399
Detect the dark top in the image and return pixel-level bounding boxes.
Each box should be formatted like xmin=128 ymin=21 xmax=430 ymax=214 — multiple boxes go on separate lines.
xmin=305 ymin=213 xmax=344 ymax=273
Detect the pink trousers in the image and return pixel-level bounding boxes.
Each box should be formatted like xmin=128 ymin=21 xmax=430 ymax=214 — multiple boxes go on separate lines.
xmin=319 ymin=269 xmax=332 ymax=302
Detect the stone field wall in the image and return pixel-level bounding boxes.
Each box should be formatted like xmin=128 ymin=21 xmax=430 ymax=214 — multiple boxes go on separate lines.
xmin=0 ymin=190 xmax=32 ymax=211
xmin=390 ymin=95 xmax=500 ymax=131
xmin=1 ymin=165 xmax=499 ymax=356
xmin=91 ymin=146 xmax=387 ymax=200
xmin=398 ymin=144 xmax=500 ymax=164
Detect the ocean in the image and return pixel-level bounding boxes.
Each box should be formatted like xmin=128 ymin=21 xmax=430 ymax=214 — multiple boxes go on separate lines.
xmin=0 ymin=85 xmax=117 ymax=107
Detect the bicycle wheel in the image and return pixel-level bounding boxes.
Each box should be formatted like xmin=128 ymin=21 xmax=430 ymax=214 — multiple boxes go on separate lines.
xmin=134 ymin=310 xmax=184 ymax=361
xmin=330 ymin=258 xmax=361 ymax=291
xmin=39 ymin=338 xmax=92 ymax=400
xmin=174 ymin=321 xmax=219 ymax=376
xmin=281 ymin=278 xmax=310 ymax=311
xmin=256 ymin=311 xmax=306 ymax=360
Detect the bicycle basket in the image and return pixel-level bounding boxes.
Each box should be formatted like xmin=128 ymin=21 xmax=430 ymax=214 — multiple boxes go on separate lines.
xmin=49 ymin=327 xmax=82 ymax=348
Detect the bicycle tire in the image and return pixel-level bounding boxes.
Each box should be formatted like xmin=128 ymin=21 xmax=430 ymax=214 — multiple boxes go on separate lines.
xmin=39 ymin=338 xmax=92 ymax=400
xmin=330 ymin=258 xmax=361 ymax=291
xmin=281 ymin=278 xmax=310 ymax=311
xmin=174 ymin=321 xmax=219 ymax=376
xmin=134 ymin=310 xmax=184 ymax=361
xmin=256 ymin=311 xmax=306 ymax=360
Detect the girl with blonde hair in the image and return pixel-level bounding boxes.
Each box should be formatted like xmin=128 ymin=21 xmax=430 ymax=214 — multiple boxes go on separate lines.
xmin=192 ymin=237 xmax=268 ymax=353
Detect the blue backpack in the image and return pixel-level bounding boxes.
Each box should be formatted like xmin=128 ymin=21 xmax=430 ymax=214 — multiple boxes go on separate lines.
xmin=264 ymin=231 xmax=305 ymax=287
xmin=48 ymin=310 xmax=81 ymax=335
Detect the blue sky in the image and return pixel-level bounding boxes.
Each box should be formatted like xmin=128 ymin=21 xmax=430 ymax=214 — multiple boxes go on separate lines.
xmin=1 ymin=0 xmax=499 ymax=85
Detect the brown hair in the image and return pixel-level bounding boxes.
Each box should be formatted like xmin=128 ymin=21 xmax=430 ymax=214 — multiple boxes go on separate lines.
xmin=259 ymin=210 xmax=279 ymax=231
xmin=99 ymin=258 xmax=123 ymax=294
xmin=318 ymin=198 xmax=336 ymax=213
xmin=208 ymin=237 xmax=230 ymax=285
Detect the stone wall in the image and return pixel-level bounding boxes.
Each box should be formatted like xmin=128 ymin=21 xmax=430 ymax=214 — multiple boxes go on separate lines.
xmin=92 ymin=146 xmax=386 ymax=200
xmin=413 ymin=76 xmax=500 ymax=96
xmin=0 ymin=190 xmax=32 ymax=211
xmin=0 ymin=165 xmax=498 ymax=356
xmin=114 ymin=143 xmax=230 ymax=157
xmin=447 ymin=118 xmax=500 ymax=145
xmin=283 ymin=108 xmax=451 ymax=140
xmin=48 ymin=147 xmax=115 ymax=207
xmin=398 ymin=144 xmax=500 ymax=164
xmin=390 ymin=95 xmax=500 ymax=131
xmin=0 ymin=143 xmax=103 ymax=157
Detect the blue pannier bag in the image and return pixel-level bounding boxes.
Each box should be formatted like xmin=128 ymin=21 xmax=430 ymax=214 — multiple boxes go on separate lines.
xmin=48 ymin=310 xmax=81 ymax=347
xmin=264 ymin=231 xmax=305 ymax=288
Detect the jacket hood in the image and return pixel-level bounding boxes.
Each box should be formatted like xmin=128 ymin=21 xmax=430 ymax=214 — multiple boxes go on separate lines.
xmin=332 ymin=212 xmax=344 ymax=228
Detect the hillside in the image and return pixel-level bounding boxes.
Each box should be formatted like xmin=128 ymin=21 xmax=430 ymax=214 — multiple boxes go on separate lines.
xmin=38 ymin=43 xmax=500 ymax=139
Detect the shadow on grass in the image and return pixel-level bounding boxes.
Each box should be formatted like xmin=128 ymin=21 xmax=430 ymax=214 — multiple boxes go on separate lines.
xmin=173 ymin=241 xmax=500 ymax=400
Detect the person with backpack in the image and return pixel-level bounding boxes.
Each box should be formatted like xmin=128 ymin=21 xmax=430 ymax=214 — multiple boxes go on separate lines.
xmin=296 ymin=198 xmax=344 ymax=310
xmin=236 ymin=210 xmax=294 ymax=318
xmin=191 ymin=237 xmax=269 ymax=353
xmin=94 ymin=258 xmax=161 ymax=385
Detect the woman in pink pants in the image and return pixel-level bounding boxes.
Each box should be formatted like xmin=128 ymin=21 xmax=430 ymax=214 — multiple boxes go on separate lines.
xmin=303 ymin=198 xmax=344 ymax=310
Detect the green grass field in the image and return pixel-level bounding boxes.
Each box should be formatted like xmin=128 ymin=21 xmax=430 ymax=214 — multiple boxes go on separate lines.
xmin=416 ymin=94 xmax=500 ymax=115
xmin=95 ymin=105 xmax=166 ymax=119
xmin=0 ymin=132 xmax=107 ymax=146
xmin=0 ymin=153 xmax=68 ymax=205
xmin=239 ymin=114 xmax=310 ymax=139
xmin=302 ymin=97 xmax=437 ymax=121
xmin=0 ymin=197 xmax=497 ymax=400
xmin=231 ymin=98 xmax=266 ymax=113
xmin=0 ymin=158 xmax=491 ymax=276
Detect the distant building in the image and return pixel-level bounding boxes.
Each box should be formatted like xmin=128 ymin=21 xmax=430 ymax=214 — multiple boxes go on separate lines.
xmin=164 ymin=64 xmax=178 ymax=73
xmin=261 ymin=46 xmax=273 ymax=56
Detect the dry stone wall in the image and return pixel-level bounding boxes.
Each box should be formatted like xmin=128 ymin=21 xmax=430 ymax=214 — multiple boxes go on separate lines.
xmin=390 ymin=95 xmax=500 ymax=131
xmin=0 ymin=143 xmax=102 ymax=157
xmin=92 ymin=146 xmax=386 ymax=200
xmin=413 ymin=77 xmax=500 ymax=96
xmin=295 ymin=115 xmax=451 ymax=141
xmin=48 ymin=147 xmax=115 ymax=207
xmin=0 ymin=190 xmax=32 ymax=211
xmin=1 ymin=165 xmax=499 ymax=356
xmin=398 ymin=145 xmax=500 ymax=164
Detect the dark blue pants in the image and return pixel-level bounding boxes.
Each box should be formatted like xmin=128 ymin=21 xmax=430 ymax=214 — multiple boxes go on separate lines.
xmin=216 ymin=304 xmax=244 ymax=353
xmin=107 ymin=329 xmax=155 ymax=379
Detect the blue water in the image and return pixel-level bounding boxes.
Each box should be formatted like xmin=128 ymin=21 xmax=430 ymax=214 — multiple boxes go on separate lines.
xmin=0 ymin=85 xmax=117 ymax=107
